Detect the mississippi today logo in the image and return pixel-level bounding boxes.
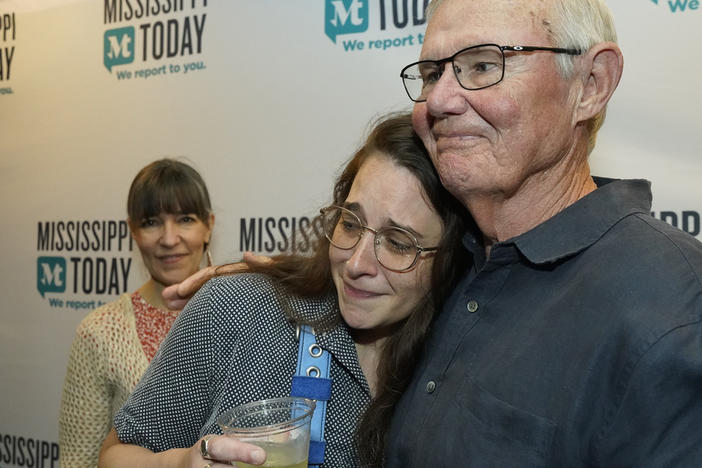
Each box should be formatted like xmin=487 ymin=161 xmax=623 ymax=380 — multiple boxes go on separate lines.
xmin=102 ymin=2 xmax=208 ymax=79
xmin=104 ymin=26 xmax=135 ymax=72
xmin=36 ymin=220 xmax=134 ymax=307
xmin=324 ymin=0 xmax=429 ymax=52
xmin=37 ymin=256 xmax=66 ymax=298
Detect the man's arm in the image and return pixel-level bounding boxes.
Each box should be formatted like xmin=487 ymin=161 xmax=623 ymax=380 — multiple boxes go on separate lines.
xmin=597 ymin=321 xmax=702 ymax=466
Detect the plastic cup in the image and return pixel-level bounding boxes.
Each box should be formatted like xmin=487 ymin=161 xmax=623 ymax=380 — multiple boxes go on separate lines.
xmin=217 ymin=396 xmax=316 ymax=468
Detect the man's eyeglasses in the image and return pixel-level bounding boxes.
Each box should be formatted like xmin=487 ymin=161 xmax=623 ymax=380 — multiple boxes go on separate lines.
xmin=400 ymin=43 xmax=582 ymax=102
xmin=320 ymin=205 xmax=439 ymax=272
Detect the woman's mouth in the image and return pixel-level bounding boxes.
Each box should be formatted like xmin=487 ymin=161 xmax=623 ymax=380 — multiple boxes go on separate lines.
xmin=344 ymin=282 xmax=381 ymax=299
xmin=157 ymin=254 xmax=187 ymax=264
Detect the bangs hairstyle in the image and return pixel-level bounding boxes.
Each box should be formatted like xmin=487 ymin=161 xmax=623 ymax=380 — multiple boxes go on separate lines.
xmin=127 ymin=158 xmax=212 ymax=225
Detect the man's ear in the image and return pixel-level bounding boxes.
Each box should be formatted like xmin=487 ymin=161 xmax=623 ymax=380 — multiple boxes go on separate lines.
xmin=575 ymin=42 xmax=623 ymax=123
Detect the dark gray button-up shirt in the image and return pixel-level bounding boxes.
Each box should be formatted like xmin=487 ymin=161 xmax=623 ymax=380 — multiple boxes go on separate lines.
xmin=386 ymin=179 xmax=702 ymax=467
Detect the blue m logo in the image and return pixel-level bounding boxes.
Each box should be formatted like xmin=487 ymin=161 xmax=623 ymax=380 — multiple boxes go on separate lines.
xmin=325 ymin=0 xmax=369 ymax=43
xmin=37 ymin=257 xmax=66 ymax=298
xmin=104 ymin=27 xmax=135 ymax=72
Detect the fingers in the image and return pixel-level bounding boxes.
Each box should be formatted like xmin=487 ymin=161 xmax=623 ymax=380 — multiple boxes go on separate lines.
xmin=162 ymin=266 xmax=219 ymax=310
xmin=162 ymin=281 xmax=191 ymax=311
xmin=162 ymin=288 xmax=189 ymax=311
xmin=242 ymin=251 xmax=273 ymax=266
xmin=179 ymin=266 xmax=220 ymax=297
xmin=162 ymin=255 xmax=272 ymax=310
xmin=196 ymin=435 xmax=266 ymax=467
xmin=212 ymin=262 xmax=250 ymax=276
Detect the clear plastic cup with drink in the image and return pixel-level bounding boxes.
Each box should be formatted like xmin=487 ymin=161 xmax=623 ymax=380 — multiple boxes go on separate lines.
xmin=218 ymin=396 xmax=316 ymax=468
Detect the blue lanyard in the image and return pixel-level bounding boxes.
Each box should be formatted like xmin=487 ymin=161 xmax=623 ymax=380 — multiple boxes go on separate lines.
xmin=291 ymin=325 xmax=331 ymax=467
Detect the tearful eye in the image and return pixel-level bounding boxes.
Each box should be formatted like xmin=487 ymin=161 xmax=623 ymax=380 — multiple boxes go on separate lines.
xmin=339 ymin=217 xmax=361 ymax=233
xmin=387 ymin=238 xmax=412 ymax=254
xmin=380 ymin=230 xmax=415 ymax=255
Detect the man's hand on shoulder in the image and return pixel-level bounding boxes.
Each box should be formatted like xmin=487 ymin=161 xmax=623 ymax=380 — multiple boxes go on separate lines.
xmin=163 ymin=252 xmax=273 ymax=310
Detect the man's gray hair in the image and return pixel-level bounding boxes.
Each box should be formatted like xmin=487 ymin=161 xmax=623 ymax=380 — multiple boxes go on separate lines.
xmin=548 ymin=0 xmax=618 ymax=76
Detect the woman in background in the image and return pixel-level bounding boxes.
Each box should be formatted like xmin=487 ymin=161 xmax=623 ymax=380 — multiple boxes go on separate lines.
xmin=59 ymin=158 xmax=215 ymax=468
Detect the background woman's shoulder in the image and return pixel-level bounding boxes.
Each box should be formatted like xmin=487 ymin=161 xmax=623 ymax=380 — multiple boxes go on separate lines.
xmin=74 ymin=293 xmax=134 ymax=336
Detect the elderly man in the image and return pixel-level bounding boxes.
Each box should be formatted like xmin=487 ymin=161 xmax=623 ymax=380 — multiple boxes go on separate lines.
xmin=386 ymin=0 xmax=702 ymax=466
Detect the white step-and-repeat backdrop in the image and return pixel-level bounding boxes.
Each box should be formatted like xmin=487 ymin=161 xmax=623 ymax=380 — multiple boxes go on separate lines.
xmin=0 ymin=1 xmax=700 ymax=466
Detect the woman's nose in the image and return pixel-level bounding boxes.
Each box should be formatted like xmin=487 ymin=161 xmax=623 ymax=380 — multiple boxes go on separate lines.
xmin=160 ymin=221 xmax=180 ymax=246
xmin=344 ymin=231 xmax=378 ymax=277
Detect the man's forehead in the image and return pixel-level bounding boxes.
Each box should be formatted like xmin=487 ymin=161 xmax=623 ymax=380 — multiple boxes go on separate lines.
xmin=421 ymin=0 xmax=551 ymax=58
xmin=428 ymin=0 xmax=548 ymax=18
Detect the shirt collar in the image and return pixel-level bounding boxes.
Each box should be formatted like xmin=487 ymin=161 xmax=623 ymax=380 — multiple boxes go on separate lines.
xmin=513 ymin=178 xmax=652 ymax=264
xmin=288 ymin=292 xmax=372 ymax=395
xmin=463 ymin=178 xmax=652 ymax=266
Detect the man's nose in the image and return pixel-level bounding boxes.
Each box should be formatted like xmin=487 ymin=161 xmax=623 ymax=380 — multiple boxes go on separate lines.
xmin=425 ymin=63 xmax=470 ymax=116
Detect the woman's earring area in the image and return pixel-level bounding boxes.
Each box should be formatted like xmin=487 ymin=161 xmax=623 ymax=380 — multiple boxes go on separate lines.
xmin=204 ymin=241 xmax=213 ymax=267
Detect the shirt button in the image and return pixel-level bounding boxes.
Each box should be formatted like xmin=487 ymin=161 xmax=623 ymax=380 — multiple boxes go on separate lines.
xmin=425 ymin=381 xmax=436 ymax=393
xmin=467 ymin=300 xmax=479 ymax=313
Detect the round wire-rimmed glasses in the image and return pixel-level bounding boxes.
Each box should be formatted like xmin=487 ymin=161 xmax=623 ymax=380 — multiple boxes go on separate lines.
xmin=400 ymin=43 xmax=582 ymax=102
xmin=320 ymin=205 xmax=439 ymax=272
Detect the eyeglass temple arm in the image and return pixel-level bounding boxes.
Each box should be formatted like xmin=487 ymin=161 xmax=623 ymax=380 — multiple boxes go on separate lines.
xmin=502 ymin=45 xmax=582 ymax=55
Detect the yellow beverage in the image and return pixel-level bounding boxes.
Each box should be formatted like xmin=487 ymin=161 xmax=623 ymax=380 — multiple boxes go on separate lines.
xmin=235 ymin=442 xmax=307 ymax=468
xmin=219 ymin=398 xmax=315 ymax=468
xmin=236 ymin=461 xmax=306 ymax=468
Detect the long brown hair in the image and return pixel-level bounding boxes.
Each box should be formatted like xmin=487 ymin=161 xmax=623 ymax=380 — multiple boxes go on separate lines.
xmin=249 ymin=112 xmax=471 ymax=466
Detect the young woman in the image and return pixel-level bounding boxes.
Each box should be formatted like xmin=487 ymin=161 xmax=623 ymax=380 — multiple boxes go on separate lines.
xmin=59 ymin=159 xmax=215 ymax=468
xmin=99 ymin=114 xmax=471 ymax=467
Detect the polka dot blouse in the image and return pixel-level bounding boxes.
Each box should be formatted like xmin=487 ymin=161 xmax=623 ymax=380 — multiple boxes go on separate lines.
xmin=114 ymin=273 xmax=372 ymax=467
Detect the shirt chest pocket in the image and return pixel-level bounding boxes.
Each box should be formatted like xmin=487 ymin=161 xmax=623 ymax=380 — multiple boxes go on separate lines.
xmin=429 ymin=375 xmax=557 ymax=467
